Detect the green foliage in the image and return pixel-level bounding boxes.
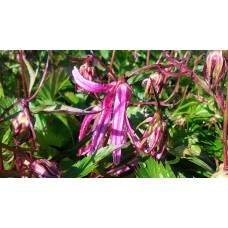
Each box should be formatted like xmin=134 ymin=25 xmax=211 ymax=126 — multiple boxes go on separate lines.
xmin=64 ymin=144 xmax=124 ymax=178
xmin=136 ymin=156 xmax=176 ymax=178
xmin=0 ymin=50 xmax=226 ymax=178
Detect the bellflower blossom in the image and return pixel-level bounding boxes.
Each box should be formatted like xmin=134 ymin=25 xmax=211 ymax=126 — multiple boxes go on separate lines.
xmin=72 ymin=67 xmax=140 ymax=165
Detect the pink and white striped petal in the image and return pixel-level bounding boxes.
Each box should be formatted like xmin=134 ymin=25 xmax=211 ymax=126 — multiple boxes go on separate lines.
xmin=72 ymin=67 xmax=115 ymax=93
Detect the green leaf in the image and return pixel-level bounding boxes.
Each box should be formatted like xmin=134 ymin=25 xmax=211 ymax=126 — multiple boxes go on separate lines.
xmin=23 ymin=56 xmax=39 ymax=95
xmin=37 ymin=68 xmax=69 ymax=101
xmin=31 ymin=104 xmax=101 ymax=116
xmin=64 ymin=144 xmax=124 ymax=178
xmin=0 ymin=82 xmax=4 ymax=97
xmin=136 ymin=156 xmax=176 ymax=178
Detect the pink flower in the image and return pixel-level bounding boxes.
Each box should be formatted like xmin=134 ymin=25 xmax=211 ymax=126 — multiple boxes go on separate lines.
xmin=72 ymin=67 xmax=140 ymax=165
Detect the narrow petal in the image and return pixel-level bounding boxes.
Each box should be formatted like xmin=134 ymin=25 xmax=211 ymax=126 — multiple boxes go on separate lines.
xmin=88 ymin=92 xmax=115 ymax=155
xmin=111 ymin=83 xmax=129 ymax=165
xmin=124 ymin=112 xmax=140 ymax=148
xmin=72 ymin=67 xmax=115 ymax=93
xmin=79 ymin=105 xmax=100 ymax=141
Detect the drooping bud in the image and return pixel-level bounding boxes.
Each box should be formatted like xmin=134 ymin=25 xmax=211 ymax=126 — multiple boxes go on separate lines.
xmin=139 ymin=113 xmax=168 ymax=160
xmin=142 ymin=72 xmax=164 ymax=100
xmin=203 ymin=50 xmax=226 ymax=88
xmin=11 ymin=111 xmax=34 ymax=144
xmin=30 ymin=159 xmax=61 ymax=178
xmin=79 ymin=62 xmax=96 ymax=81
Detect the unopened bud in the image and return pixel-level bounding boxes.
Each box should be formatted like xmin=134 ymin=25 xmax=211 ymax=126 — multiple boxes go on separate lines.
xmin=203 ymin=50 xmax=226 ymax=88
xmin=142 ymin=72 xmax=164 ymax=100
xmin=30 ymin=159 xmax=61 ymax=178
xmin=79 ymin=62 xmax=96 ymax=81
xmin=11 ymin=112 xmax=34 ymax=144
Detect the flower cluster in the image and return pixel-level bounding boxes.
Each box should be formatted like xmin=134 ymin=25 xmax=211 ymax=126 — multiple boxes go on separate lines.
xmin=72 ymin=67 xmax=140 ymax=165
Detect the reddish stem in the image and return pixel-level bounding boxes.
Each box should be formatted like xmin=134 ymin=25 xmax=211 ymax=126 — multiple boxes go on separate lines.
xmin=162 ymin=51 xmax=225 ymax=112
xmin=126 ymin=63 xmax=173 ymax=80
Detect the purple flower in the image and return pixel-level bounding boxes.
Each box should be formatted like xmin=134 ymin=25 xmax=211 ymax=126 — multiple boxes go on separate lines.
xmin=30 ymin=159 xmax=61 ymax=178
xmin=72 ymin=67 xmax=140 ymax=165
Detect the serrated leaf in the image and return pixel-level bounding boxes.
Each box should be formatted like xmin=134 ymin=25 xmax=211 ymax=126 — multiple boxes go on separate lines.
xmin=136 ymin=156 xmax=176 ymax=178
xmin=64 ymin=144 xmax=124 ymax=178
xmin=37 ymin=68 xmax=69 ymax=101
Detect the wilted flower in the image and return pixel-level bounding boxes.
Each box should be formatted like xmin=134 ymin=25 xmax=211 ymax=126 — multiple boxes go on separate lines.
xmin=30 ymin=159 xmax=61 ymax=178
xmin=11 ymin=111 xmax=34 ymax=144
xmin=72 ymin=67 xmax=140 ymax=165
xmin=138 ymin=112 xmax=168 ymax=160
xmin=203 ymin=50 xmax=226 ymax=88
xmin=142 ymin=72 xmax=164 ymax=100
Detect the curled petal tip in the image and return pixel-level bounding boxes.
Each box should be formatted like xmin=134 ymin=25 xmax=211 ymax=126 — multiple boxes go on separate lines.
xmin=72 ymin=67 xmax=114 ymax=93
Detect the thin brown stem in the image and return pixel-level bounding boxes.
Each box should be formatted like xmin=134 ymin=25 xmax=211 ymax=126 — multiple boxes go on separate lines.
xmin=110 ymin=50 xmax=116 ymax=71
xmin=92 ymin=55 xmax=117 ymax=81
xmin=0 ymin=170 xmax=21 ymax=178
xmin=108 ymin=50 xmax=116 ymax=83
xmin=146 ymin=50 xmax=150 ymax=65
xmin=19 ymin=50 xmax=27 ymax=98
xmin=0 ymin=147 xmax=4 ymax=171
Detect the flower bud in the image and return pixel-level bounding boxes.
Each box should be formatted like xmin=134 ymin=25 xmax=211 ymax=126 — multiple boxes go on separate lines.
xmin=142 ymin=72 xmax=164 ymax=100
xmin=211 ymin=164 xmax=228 ymax=178
xmin=203 ymin=50 xmax=226 ymax=88
xmin=11 ymin=112 xmax=34 ymax=144
xmin=79 ymin=62 xmax=96 ymax=81
xmin=139 ymin=113 xmax=168 ymax=160
xmin=30 ymin=159 xmax=61 ymax=178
